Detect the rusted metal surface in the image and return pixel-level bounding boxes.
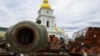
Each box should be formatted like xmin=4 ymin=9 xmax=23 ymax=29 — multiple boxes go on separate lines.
xmin=34 ymin=53 xmax=71 ymax=56
xmin=72 ymin=27 xmax=100 ymax=47
xmin=48 ymin=35 xmax=62 ymax=53
xmin=85 ymin=27 xmax=100 ymax=45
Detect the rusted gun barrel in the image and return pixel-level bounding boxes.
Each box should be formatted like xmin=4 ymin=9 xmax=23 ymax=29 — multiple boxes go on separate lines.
xmin=6 ymin=21 xmax=48 ymax=54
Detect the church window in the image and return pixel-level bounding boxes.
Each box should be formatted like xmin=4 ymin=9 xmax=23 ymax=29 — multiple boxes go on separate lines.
xmin=46 ymin=10 xmax=49 ymax=13
xmin=47 ymin=21 xmax=49 ymax=27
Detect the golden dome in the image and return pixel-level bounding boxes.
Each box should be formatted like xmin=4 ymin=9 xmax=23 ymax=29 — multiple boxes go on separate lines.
xmin=41 ymin=0 xmax=51 ymax=9
xmin=61 ymin=28 xmax=65 ymax=33
xmin=54 ymin=23 xmax=58 ymax=32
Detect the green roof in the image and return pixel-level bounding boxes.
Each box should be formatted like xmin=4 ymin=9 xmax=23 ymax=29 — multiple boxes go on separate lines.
xmin=0 ymin=27 xmax=8 ymax=31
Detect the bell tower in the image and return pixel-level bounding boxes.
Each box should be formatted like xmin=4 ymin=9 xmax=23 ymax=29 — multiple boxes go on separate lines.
xmin=36 ymin=0 xmax=55 ymax=32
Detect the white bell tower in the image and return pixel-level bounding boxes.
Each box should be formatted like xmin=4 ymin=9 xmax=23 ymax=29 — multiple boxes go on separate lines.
xmin=36 ymin=0 xmax=55 ymax=32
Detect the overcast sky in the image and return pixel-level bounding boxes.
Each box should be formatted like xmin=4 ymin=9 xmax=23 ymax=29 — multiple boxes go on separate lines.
xmin=0 ymin=0 xmax=100 ymax=38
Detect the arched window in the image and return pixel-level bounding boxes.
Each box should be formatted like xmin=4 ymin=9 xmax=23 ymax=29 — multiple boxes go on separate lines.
xmin=47 ymin=21 xmax=49 ymax=27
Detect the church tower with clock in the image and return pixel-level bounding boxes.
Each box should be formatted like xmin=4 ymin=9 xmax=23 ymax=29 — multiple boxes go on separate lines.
xmin=36 ymin=0 xmax=55 ymax=32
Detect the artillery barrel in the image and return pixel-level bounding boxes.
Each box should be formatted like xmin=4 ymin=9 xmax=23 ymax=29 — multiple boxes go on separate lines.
xmin=6 ymin=21 xmax=48 ymax=54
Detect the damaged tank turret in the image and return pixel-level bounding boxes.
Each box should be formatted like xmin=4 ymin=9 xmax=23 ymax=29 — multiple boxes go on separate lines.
xmin=6 ymin=21 xmax=48 ymax=54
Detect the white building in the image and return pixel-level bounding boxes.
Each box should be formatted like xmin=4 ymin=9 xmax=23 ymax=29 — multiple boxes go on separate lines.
xmin=36 ymin=0 xmax=67 ymax=38
xmin=72 ymin=28 xmax=88 ymax=40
